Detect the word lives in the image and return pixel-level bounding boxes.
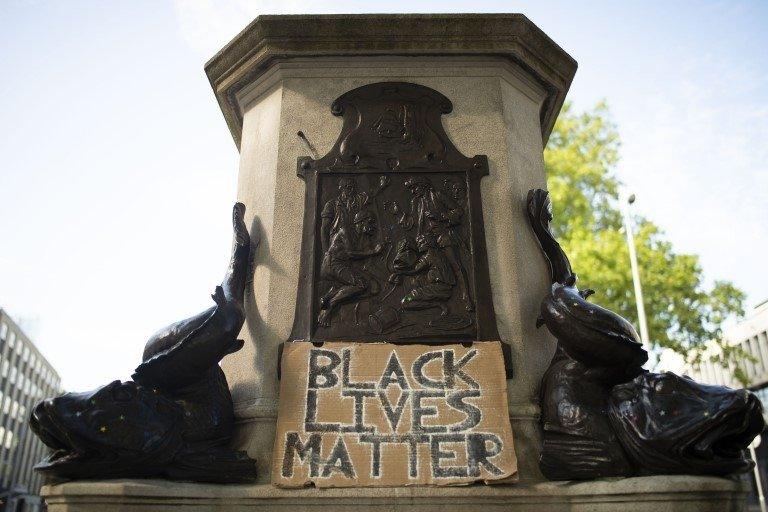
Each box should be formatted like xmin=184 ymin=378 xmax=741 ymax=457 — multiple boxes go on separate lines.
xmin=272 ymin=342 xmax=517 ymax=487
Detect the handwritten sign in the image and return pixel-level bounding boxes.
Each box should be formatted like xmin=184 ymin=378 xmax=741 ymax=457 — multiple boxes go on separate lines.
xmin=272 ymin=341 xmax=517 ymax=487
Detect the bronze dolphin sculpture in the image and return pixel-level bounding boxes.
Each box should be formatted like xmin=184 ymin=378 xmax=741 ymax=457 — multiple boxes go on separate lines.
xmin=29 ymin=203 xmax=257 ymax=483
xmin=527 ymin=188 xmax=764 ymax=479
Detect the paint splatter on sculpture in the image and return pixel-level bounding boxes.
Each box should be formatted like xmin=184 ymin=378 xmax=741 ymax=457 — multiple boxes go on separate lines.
xmin=527 ymin=188 xmax=764 ymax=480
xmin=29 ymin=203 xmax=257 ymax=483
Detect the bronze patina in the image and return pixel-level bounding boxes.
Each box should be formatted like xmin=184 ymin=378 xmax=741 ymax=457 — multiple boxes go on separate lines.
xmin=527 ymin=188 xmax=765 ymax=479
xmin=29 ymin=204 xmax=258 ymax=483
xmin=288 ymin=83 xmax=505 ymax=368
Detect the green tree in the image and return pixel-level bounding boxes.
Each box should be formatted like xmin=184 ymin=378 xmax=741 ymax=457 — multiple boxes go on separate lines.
xmin=544 ymin=102 xmax=748 ymax=378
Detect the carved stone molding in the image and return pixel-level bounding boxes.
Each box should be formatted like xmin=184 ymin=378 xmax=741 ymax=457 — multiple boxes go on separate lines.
xmin=204 ymin=14 xmax=577 ymax=149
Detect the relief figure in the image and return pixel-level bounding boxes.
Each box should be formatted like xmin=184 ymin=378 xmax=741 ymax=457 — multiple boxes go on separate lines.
xmin=321 ymin=177 xmax=369 ymax=253
xmin=401 ymin=176 xmax=474 ymax=312
xmin=389 ymin=232 xmax=455 ymax=316
xmin=321 ymin=176 xmax=390 ymax=252
xmin=318 ymin=209 xmax=385 ymax=327
xmin=291 ymin=82 xmax=503 ymax=347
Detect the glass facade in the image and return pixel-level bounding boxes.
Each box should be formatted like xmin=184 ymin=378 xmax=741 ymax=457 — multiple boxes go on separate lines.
xmin=687 ymin=302 xmax=768 ymax=398
xmin=0 ymin=308 xmax=62 ymax=508
xmin=683 ymin=301 xmax=768 ymax=511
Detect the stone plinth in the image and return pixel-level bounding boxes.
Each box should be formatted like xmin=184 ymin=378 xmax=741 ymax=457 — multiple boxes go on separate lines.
xmin=41 ymin=476 xmax=748 ymax=511
xmin=204 ymin=14 xmax=576 ymax=484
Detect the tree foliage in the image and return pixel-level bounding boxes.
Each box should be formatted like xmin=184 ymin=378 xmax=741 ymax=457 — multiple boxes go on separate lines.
xmin=544 ymin=102 xmax=747 ymax=376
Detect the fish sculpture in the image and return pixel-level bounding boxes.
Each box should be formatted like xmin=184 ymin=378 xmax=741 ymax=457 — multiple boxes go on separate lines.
xmin=29 ymin=203 xmax=257 ymax=483
xmin=527 ymin=188 xmax=764 ymax=480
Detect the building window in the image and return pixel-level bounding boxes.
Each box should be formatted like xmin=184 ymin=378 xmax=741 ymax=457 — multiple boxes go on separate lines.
xmin=0 ymin=322 xmax=7 ymax=340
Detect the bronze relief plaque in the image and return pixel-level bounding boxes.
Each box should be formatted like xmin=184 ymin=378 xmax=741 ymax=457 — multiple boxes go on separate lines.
xmin=289 ymin=83 xmax=505 ymax=362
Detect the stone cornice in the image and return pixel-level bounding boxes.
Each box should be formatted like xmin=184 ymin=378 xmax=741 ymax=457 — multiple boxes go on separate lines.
xmin=204 ymin=14 xmax=577 ymax=150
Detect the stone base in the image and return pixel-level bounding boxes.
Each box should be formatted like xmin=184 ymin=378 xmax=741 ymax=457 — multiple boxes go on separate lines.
xmin=42 ymin=476 xmax=747 ymax=512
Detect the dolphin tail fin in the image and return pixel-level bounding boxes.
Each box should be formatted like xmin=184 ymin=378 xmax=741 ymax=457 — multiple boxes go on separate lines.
xmin=222 ymin=203 xmax=252 ymax=305
xmin=526 ymin=189 xmax=575 ymax=285
xmin=232 ymin=202 xmax=250 ymax=248
xmin=211 ymin=286 xmax=227 ymax=307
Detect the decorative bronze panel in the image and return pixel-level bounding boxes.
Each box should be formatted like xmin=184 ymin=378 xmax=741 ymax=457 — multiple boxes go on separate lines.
xmin=289 ymin=82 xmax=502 ymax=350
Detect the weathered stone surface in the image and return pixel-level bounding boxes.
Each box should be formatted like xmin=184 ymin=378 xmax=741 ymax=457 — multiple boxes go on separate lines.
xmin=227 ymin=58 xmax=555 ymax=483
xmin=42 ymin=476 xmax=749 ymax=511
xmin=204 ymin=14 xmax=577 ymax=149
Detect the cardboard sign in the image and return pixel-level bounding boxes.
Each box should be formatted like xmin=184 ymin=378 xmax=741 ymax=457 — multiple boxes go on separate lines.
xmin=272 ymin=341 xmax=517 ymax=487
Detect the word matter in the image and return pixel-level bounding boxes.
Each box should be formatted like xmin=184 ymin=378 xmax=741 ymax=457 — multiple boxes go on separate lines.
xmin=272 ymin=342 xmax=517 ymax=487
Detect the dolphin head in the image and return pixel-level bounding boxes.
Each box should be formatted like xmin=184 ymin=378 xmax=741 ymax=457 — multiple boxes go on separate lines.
xmin=609 ymin=372 xmax=764 ymax=475
xmin=30 ymin=380 xmax=183 ymax=479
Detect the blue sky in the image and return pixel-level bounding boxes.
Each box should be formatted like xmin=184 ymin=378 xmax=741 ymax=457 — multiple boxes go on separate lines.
xmin=1 ymin=0 xmax=766 ymax=390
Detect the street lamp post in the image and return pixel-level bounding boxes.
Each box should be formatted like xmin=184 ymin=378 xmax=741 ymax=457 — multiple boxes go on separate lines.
xmin=623 ymin=194 xmax=651 ymax=354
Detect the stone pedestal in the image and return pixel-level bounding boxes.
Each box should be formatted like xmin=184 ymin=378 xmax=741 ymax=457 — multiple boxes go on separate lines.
xmin=205 ymin=13 xmax=576 ymax=484
xmin=40 ymin=13 xmax=750 ymax=512
xmin=41 ymin=477 xmax=749 ymax=511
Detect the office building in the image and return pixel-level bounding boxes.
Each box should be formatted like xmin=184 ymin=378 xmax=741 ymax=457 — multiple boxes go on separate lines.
xmin=0 ymin=308 xmax=62 ymax=512
xmin=685 ymin=299 xmax=768 ymax=511
xmin=687 ymin=300 xmax=768 ymax=392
